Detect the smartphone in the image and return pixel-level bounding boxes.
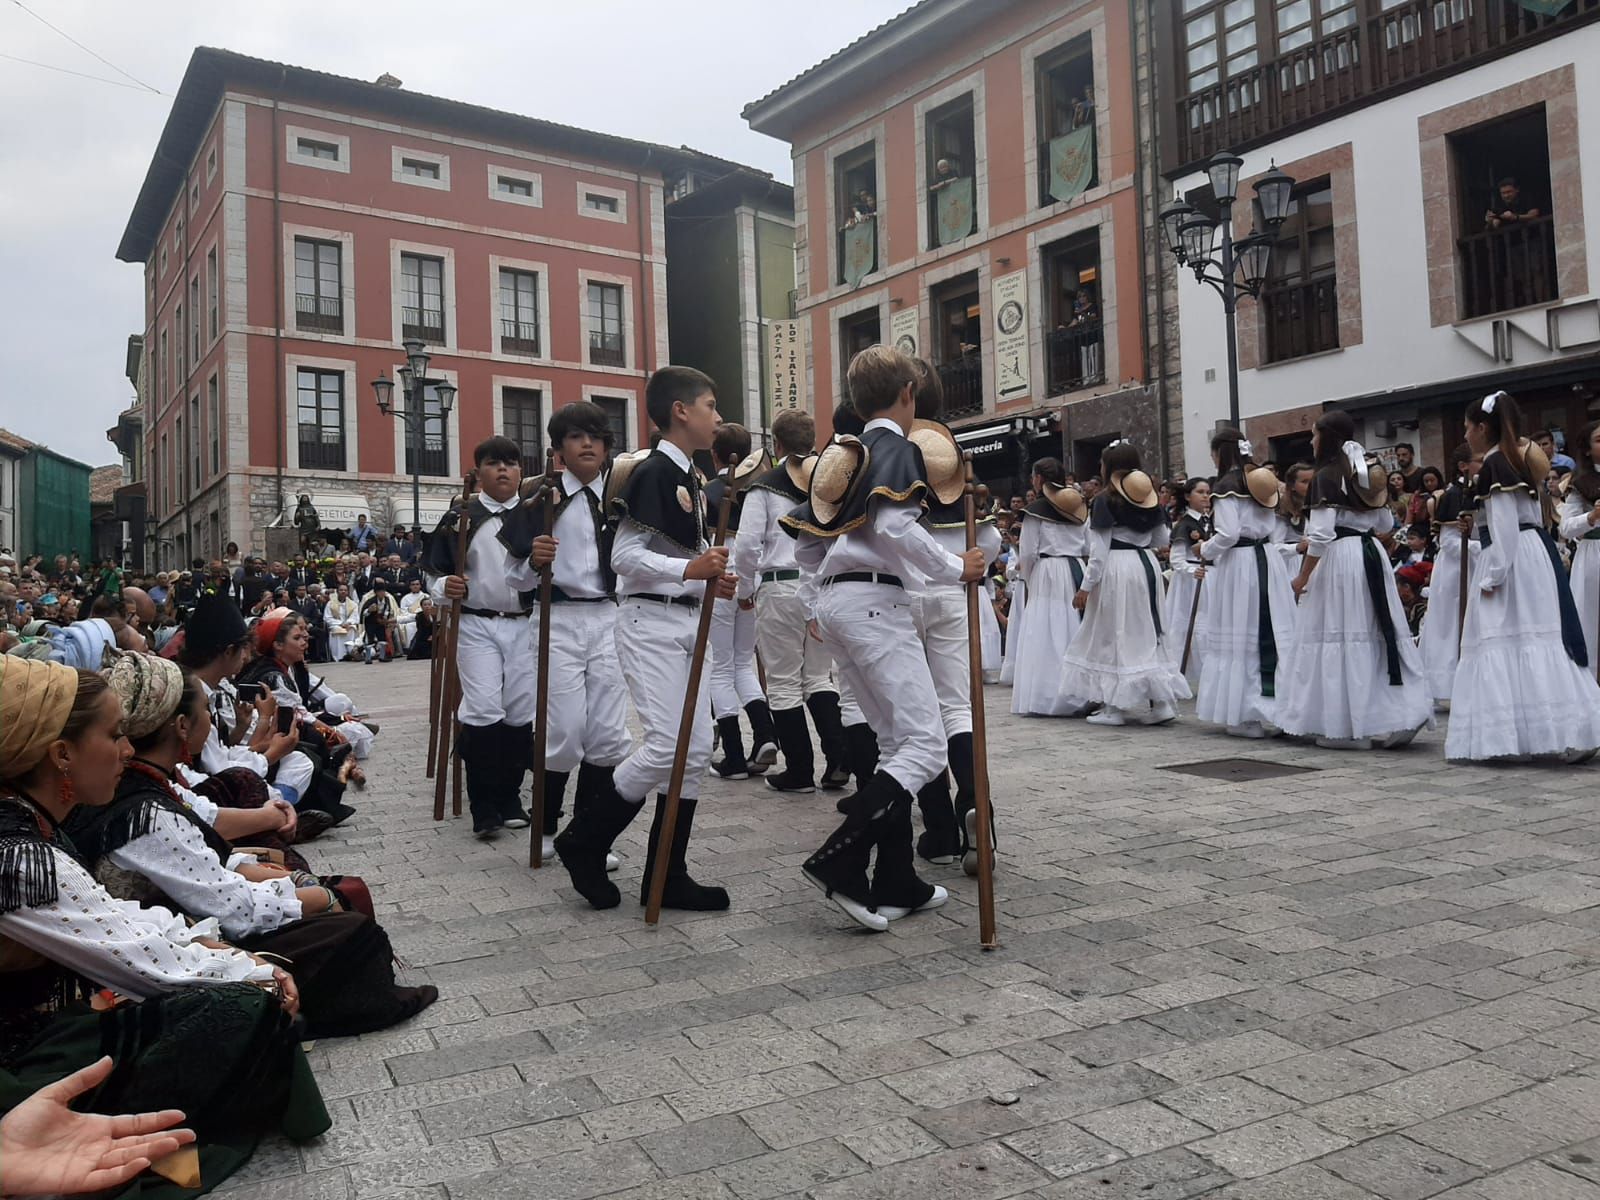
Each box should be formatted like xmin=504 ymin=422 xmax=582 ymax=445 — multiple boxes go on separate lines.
xmin=276 ymin=707 xmax=296 ymax=736
xmin=234 ymin=682 xmax=265 ymax=702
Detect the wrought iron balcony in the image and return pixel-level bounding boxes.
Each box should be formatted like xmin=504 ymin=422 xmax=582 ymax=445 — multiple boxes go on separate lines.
xmin=501 ymin=318 xmax=540 ymax=355
xmin=935 ymin=354 xmax=986 ymax=421
xmin=1045 ymin=322 xmax=1107 ymax=397
xmin=402 ymin=306 xmax=444 ymax=342
xmin=1262 ymin=276 xmax=1340 ymax=363
xmin=589 ymin=332 xmax=626 ymax=367
xmin=1457 ymin=214 xmax=1558 ymax=319
xmin=295 ymin=293 xmax=343 ymax=334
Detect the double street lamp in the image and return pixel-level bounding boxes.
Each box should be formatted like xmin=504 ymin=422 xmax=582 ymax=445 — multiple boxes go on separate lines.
xmin=1158 ymin=151 xmax=1295 ymax=429
xmin=370 ymin=338 xmax=457 ymax=532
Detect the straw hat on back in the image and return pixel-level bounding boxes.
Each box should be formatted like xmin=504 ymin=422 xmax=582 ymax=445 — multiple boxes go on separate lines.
xmin=808 ymin=436 xmax=868 ymax=527
xmin=731 ymin=448 xmax=770 ymax=488
xmin=603 ymin=449 xmax=653 ymax=511
xmin=785 ymin=454 xmax=818 ymax=494
xmin=1245 ymin=465 xmax=1281 ymax=509
xmin=907 ymin=419 xmax=964 ymax=506
xmin=1111 ymin=469 xmax=1158 ymax=509
xmin=1041 ymin=481 xmax=1088 ymax=523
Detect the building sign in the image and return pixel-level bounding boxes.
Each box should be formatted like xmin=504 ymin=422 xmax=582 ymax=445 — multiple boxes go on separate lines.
xmin=991 ymin=269 xmax=1030 ymax=400
xmin=289 ymin=493 xmax=451 ymax=531
xmin=767 ymin=319 xmax=809 ymax=416
xmin=890 ymin=306 xmax=920 ymax=357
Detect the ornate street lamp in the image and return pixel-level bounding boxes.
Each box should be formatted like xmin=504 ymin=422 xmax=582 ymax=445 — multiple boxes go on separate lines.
xmin=372 ymin=339 xmax=455 ymax=531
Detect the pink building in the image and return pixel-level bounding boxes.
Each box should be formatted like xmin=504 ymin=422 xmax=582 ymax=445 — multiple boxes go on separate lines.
xmin=118 ymin=49 xmax=738 ymax=566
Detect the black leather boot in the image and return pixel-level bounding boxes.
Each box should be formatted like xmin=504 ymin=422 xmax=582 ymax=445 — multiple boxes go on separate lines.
xmin=638 ymin=796 xmax=730 ymax=910
xmin=554 ymin=775 xmax=643 ymax=909
xmin=871 ymin=784 xmax=940 ymax=916
xmin=834 ymin=722 xmax=881 ymax=813
xmin=915 ymin=769 xmax=960 ymax=864
xmin=806 ymin=692 xmax=851 ymax=789
xmin=541 ymin=769 xmax=571 ymax=836
xmin=745 ymin=699 xmax=779 ymax=773
xmin=764 ymin=706 xmax=815 ymax=793
xmin=947 ymin=732 xmax=994 ymax=878
xmin=458 ymin=724 xmax=501 ymax=837
xmin=573 ymin=762 xmax=613 ymax=820
xmin=499 ymin=722 xmax=534 ymax=828
xmin=803 ymin=771 xmax=899 ymax=931
xmin=712 ymin=716 xmax=750 ymax=779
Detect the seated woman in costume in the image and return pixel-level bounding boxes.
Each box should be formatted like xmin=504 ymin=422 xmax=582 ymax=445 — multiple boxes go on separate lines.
xmin=65 ymin=653 xmax=435 ymax=1040
xmin=238 ymin=611 xmax=376 ymax=767
xmin=0 ymin=658 xmax=330 ymax=1194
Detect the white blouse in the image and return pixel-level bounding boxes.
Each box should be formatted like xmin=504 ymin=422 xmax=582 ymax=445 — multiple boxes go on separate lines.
xmin=0 ymin=847 xmax=273 ymax=999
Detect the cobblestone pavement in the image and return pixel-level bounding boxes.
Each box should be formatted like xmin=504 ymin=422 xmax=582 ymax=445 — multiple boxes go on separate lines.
xmin=218 ymin=657 xmax=1600 ymax=1200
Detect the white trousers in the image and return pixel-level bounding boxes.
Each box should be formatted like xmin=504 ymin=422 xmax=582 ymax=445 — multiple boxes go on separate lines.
xmin=709 ymin=597 xmax=763 ymax=719
xmin=612 ymin=599 xmax=713 ymax=802
xmin=911 ymin=588 xmax=972 ymax=737
xmin=755 ymin=579 xmax=837 ymax=709
xmin=815 ymin=583 xmax=945 ymax=794
xmin=529 ymin=601 xmax=633 ymax=772
xmin=455 ymin=613 xmax=536 ymax=728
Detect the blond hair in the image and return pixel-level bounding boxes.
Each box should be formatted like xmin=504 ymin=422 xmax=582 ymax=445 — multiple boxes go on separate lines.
xmin=846 ymin=345 xmax=916 ymax=417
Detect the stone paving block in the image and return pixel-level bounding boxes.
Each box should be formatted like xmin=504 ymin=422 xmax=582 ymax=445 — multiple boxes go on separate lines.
xmin=1346 ymin=1028 xmax=1476 ymax=1072
xmin=1314 ymin=1133 xmax=1481 ymax=1200
xmin=1205 ymin=1163 xmax=1381 ymax=1198
xmin=1435 ymin=1160 xmax=1600 ymax=1198
xmin=210 ymin=1170 xmax=352 ymax=1200
xmin=638 ymin=1113 xmax=770 ymax=1176
xmin=1001 ymin=1118 xmax=1124 ymax=1178
xmin=742 ymin=1080 xmax=914 ymax=1151
xmin=299 ymin=1110 xmax=428 ymax=1172
xmin=1405 ymin=1107 xmax=1556 ymax=1169
xmin=1369 ymin=1060 xmax=1528 ymax=1120
xmin=1136 ymin=1029 xmax=1306 ymax=1085
xmin=580 ymin=1096 xmax=683 ymax=1143
xmin=1051 ymin=1020 xmax=1188 ymax=1067
xmin=444 ymin=1142 xmax=661 ymax=1200
xmin=1156 ymin=1074 xmax=1300 ymax=1132
xmin=1072 ymin=1098 xmax=1211 ymax=1155
xmin=711 ymin=1139 xmax=866 ymax=1200
xmin=836 ymin=1117 xmax=944 ymax=1166
xmin=347 ymin=1065 xmax=522 ymax=1119
xmin=1242 ymin=1047 xmax=1406 ymax=1103
xmin=803 ymin=1141 xmax=1049 ymax=1200
xmin=882 ymin=1050 xmax=1044 ymax=1107
xmin=1191 ymin=1114 xmax=1351 ymax=1178
xmin=344 ymin=1138 xmax=498 ymax=1193
xmin=1022 ymin=1147 xmax=1232 ymax=1199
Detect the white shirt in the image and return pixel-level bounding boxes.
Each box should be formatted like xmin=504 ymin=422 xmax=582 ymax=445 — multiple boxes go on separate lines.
xmin=197 ymin=678 xmax=269 ymax=778
xmin=922 ymin=523 xmax=1000 ymax=594
xmin=1199 ymin=496 xmax=1280 ymax=561
xmin=612 ymin=441 xmax=705 ymax=601
xmin=428 ymin=493 xmax=541 ymax=611
xmin=1081 ymin=519 xmax=1170 ymax=592
xmin=731 ymin=471 xmax=803 ymax=601
xmin=552 ymin=470 xmax=608 ymax=599
xmin=1018 ymin=516 xmax=1088 ymax=582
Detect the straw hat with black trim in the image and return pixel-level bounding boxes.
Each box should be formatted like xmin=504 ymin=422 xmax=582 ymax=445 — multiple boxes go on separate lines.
xmin=603 ymin=448 xmax=654 ymax=510
xmin=1245 ymin=465 xmax=1281 ymax=509
xmin=1348 ymin=449 xmax=1389 ymax=509
xmin=731 ymin=448 xmax=770 ymax=488
xmin=808 ymin=436 xmax=868 ymax=527
xmin=907 ymin=419 xmax=964 ymax=506
xmin=1520 ymin=437 xmax=1550 ymax=485
xmin=1042 ymin=481 xmax=1088 ymax=523
xmin=1111 ymin=468 xmax=1159 ymax=509
xmin=785 ymin=454 xmax=818 ymax=494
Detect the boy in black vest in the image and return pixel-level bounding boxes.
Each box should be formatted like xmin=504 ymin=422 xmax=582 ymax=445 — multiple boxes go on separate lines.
xmin=554 ymin=367 xmax=735 ymax=911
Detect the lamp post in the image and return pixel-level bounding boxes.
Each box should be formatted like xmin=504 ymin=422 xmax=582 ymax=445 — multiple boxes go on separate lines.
xmin=371 ymin=338 xmax=458 ymax=531
xmin=1159 ymin=152 xmax=1294 ymax=429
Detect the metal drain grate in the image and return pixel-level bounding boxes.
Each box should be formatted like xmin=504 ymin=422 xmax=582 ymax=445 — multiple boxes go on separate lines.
xmin=1160 ymin=757 xmax=1319 ymax=782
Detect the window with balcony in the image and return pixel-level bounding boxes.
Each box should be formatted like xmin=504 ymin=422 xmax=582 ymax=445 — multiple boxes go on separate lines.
xmin=926 ymin=95 xmax=976 ymax=248
xmin=406 ymin=383 xmax=451 ymax=477
xmin=499 ymin=268 xmax=541 ymax=355
xmin=1036 ymin=36 xmax=1098 ymax=207
xmin=175 ymin=414 xmax=185 ymax=500
xmin=1451 ymin=106 xmax=1557 ymax=318
xmin=206 ymin=248 xmax=218 ymax=341
xmin=932 ymin=275 xmax=983 ymax=421
xmin=401 ymin=253 xmax=445 ymax=341
xmin=837 ymin=310 xmax=881 ymax=403
xmin=594 ymin=395 xmax=631 ymax=451
xmin=190 ymin=395 xmax=201 ymax=488
xmin=295 ymin=238 xmax=343 ymax=333
xmin=189 ymin=277 xmax=200 ymax=362
xmin=296 ymin=368 xmax=346 ymax=472
xmin=1043 ymin=231 xmax=1105 ymax=396
xmin=208 ymin=374 xmax=220 ymax=475
xmin=174 ymin=303 xmax=184 ymax=379
xmin=587 ymin=282 xmax=625 ymax=366
xmin=503 ymin=388 xmax=542 ymax=466
xmin=1261 ymin=180 xmax=1340 ymax=363
xmin=835 ymin=144 xmax=878 ymax=286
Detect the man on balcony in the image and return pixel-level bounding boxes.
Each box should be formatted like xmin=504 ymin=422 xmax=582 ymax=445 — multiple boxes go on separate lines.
xmin=1484 ymin=176 xmax=1542 ymax=230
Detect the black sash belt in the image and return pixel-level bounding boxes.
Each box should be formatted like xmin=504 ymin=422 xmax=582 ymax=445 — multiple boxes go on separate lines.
xmin=629 ymin=592 xmax=698 ymax=609
xmin=761 ymin=569 xmax=801 ymax=583
xmin=1584 ymin=528 xmax=1600 ymax=541
xmin=1040 ymin=553 xmax=1086 ymax=589
xmin=1110 ymin=540 xmax=1161 ymax=636
xmin=1480 ymin=521 xmax=1588 ymax=667
xmin=1233 ymin=536 xmax=1279 ymax=697
xmin=822 ymin=572 xmax=904 ymax=588
xmin=461 ymin=606 xmax=529 ymax=620
xmin=1333 ymin=527 xmax=1403 ymax=686
xmin=550 ymin=586 xmax=614 ymax=604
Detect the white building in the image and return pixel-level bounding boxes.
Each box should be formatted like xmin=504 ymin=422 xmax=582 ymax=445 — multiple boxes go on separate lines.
xmin=1162 ymin=0 xmax=1600 ymax=474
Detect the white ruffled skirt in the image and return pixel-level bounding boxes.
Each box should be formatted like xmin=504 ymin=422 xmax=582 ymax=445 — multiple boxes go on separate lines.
xmin=1194 ymin=542 xmax=1298 ymax=729
xmin=1419 ymin=531 xmax=1473 ymax=701
xmin=999 ymin=580 xmax=1024 ymax=685
xmin=1012 ymin=557 xmax=1084 ymax=715
xmin=1165 ymin=569 xmax=1204 ymax=682
xmin=1276 ymin=536 xmax=1433 ymax=741
xmin=1062 ymin=548 xmax=1191 ymax=711
xmin=1446 ymin=528 xmax=1600 ymax=761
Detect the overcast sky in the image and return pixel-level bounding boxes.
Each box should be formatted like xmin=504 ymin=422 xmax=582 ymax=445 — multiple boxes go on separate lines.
xmin=0 ymin=0 xmax=907 ymax=467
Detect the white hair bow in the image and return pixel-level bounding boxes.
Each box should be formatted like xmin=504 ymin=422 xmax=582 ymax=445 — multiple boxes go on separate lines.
xmin=1482 ymin=391 xmax=1504 ymax=414
xmin=1342 ymin=440 xmax=1370 ymax=486
xmin=1107 ymin=438 xmax=1129 ymax=449
xmin=1238 ymin=438 xmax=1254 ymax=459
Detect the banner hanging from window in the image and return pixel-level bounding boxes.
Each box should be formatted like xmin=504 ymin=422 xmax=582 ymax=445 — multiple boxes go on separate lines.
xmin=766 ymin=319 xmax=809 ymax=416
xmin=1048 ymin=125 xmax=1096 ymax=205
xmin=841 ymin=218 xmax=877 ymax=287
xmin=933 ymin=177 xmax=974 ymax=246
xmin=991 ymin=269 xmax=1031 ymax=400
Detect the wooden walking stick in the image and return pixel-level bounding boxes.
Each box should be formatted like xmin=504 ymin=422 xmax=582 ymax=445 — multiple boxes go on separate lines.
xmin=529 ymin=448 xmax=559 ymax=869
xmin=425 ymin=604 xmax=443 ymax=779
xmin=962 ymin=454 xmax=998 ymax=950
xmin=433 ymin=471 xmax=477 ymax=821
xmin=644 ymin=476 xmax=740 ymax=926
xmin=1179 ymin=553 xmax=1207 ymax=675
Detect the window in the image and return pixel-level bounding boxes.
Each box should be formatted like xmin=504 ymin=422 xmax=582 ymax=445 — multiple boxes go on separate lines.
xmin=503 ymin=388 xmax=542 ymax=466
xmin=159 ymin=329 xmax=168 ymax=401
xmin=489 ymin=165 xmax=542 ymax=207
xmin=189 ymin=277 xmax=200 ymax=362
xmin=294 ymin=238 xmax=344 ymax=333
xmin=499 ymin=176 xmax=533 ymax=197
xmin=1451 ymin=107 xmax=1557 ymax=318
xmin=594 ymin=396 xmax=630 ymax=452
xmin=587 ymin=282 xmax=625 ymax=366
xmin=499 ymin=269 xmax=541 ymax=355
xmin=401 ymin=254 xmax=445 ymax=341
xmin=1261 ymin=180 xmax=1340 ymax=363
xmin=159 ymin=432 xmax=168 ymax=515
xmin=393 ymin=148 xmax=449 ymax=189
xmin=1036 ymin=37 xmax=1099 ymax=207
xmin=835 ymin=144 xmax=878 ymax=286
xmin=190 ymin=181 xmax=199 ymax=212
xmin=406 ymin=382 xmax=450 ymax=477
xmin=401 ymin=158 xmax=440 ymax=179
xmin=297 ymin=137 xmax=340 ymax=161
xmin=207 ymin=375 xmax=220 ymax=475
xmin=174 ymin=303 xmax=184 ymax=379
xmin=206 ymin=249 xmax=218 ymax=341
xmin=174 ymin=414 xmax=184 ymax=499
xmin=931 ymin=274 xmax=983 ymax=420
xmin=925 ymin=95 xmax=977 ymax=247
xmin=1043 ymin=231 xmax=1105 ymax=395
xmin=584 ymin=192 xmax=618 ymax=213
xmin=296 ymin=368 xmax=346 ymax=472
xmin=837 ymin=310 xmax=881 ymax=400
xmin=206 ymin=145 xmax=217 ymax=183
xmin=190 ymin=395 xmax=201 ymax=488
xmin=159 ymin=247 xmax=168 ymax=278
xmin=577 ymin=183 xmax=626 ymax=220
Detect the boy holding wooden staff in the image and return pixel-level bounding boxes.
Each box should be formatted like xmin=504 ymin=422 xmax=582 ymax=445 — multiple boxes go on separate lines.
xmin=554 ymin=367 xmax=736 ymax=912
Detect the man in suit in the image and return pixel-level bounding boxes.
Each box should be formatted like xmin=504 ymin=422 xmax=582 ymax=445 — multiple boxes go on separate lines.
xmin=350 ymin=553 xmax=379 ymax=598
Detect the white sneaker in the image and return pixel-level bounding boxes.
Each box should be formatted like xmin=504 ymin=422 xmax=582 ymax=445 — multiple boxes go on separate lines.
xmin=502 ymin=816 xmax=530 ymax=830
xmin=541 ymin=835 xmax=556 ymax=860
xmin=1141 ymin=701 xmax=1178 ymax=726
xmin=750 ymin=740 xmax=780 ymax=770
xmin=878 ymin=885 xmax=949 ymax=921
xmin=1226 ymin=722 xmax=1266 ymax=739
xmin=1374 ymin=724 xmax=1423 ymax=750
xmin=802 ymin=870 xmax=887 ymax=932
xmin=605 ymin=851 xmax=620 ymax=873
xmin=962 ymin=809 xmax=993 ymax=879
xmin=1086 ymin=707 xmax=1126 ymax=727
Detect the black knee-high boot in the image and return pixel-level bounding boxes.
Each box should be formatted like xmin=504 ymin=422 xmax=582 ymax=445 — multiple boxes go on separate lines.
xmin=745 ymin=699 xmax=779 ymax=772
xmin=764 ymin=707 xmax=816 ymax=793
xmin=573 ymin=762 xmax=614 ymax=820
xmin=835 ymin=722 xmax=882 ymax=813
xmin=499 ymin=722 xmax=534 ymax=825
xmin=806 ymin=692 xmax=851 ymax=789
xmin=554 ymin=773 xmax=643 ymax=909
xmin=915 ymin=769 xmax=960 ymax=863
xmin=541 ymin=769 xmax=571 ymax=836
xmin=458 ymin=724 xmax=501 ymax=836
xmin=712 ymin=716 xmax=750 ymax=779
xmin=948 ymin=731 xmax=978 ymax=848
xmin=803 ymin=770 xmax=900 ymax=907
xmin=871 ymin=787 xmax=936 ymax=911
xmin=637 ymin=796 xmax=729 ymax=910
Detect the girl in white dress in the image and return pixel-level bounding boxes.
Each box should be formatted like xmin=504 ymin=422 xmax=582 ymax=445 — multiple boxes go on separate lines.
xmin=1447 ymin=392 xmax=1600 ymax=763
xmin=1279 ymin=412 xmax=1433 ymax=749
xmin=1165 ymin=479 xmax=1211 ymax=683
xmin=1066 ymin=443 xmax=1191 ymax=726
xmin=1556 ymin=419 xmax=1600 ymax=672
xmin=1194 ymin=429 xmax=1298 ymax=738
xmin=1418 ymin=443 xmax=1481 ymax=705
xmin=1011 ymin=483 xmax=1089 ymax=716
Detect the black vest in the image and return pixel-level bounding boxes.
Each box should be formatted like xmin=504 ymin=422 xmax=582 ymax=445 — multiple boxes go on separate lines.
xmin=610 ymin=450 xmax=706 ymax=555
